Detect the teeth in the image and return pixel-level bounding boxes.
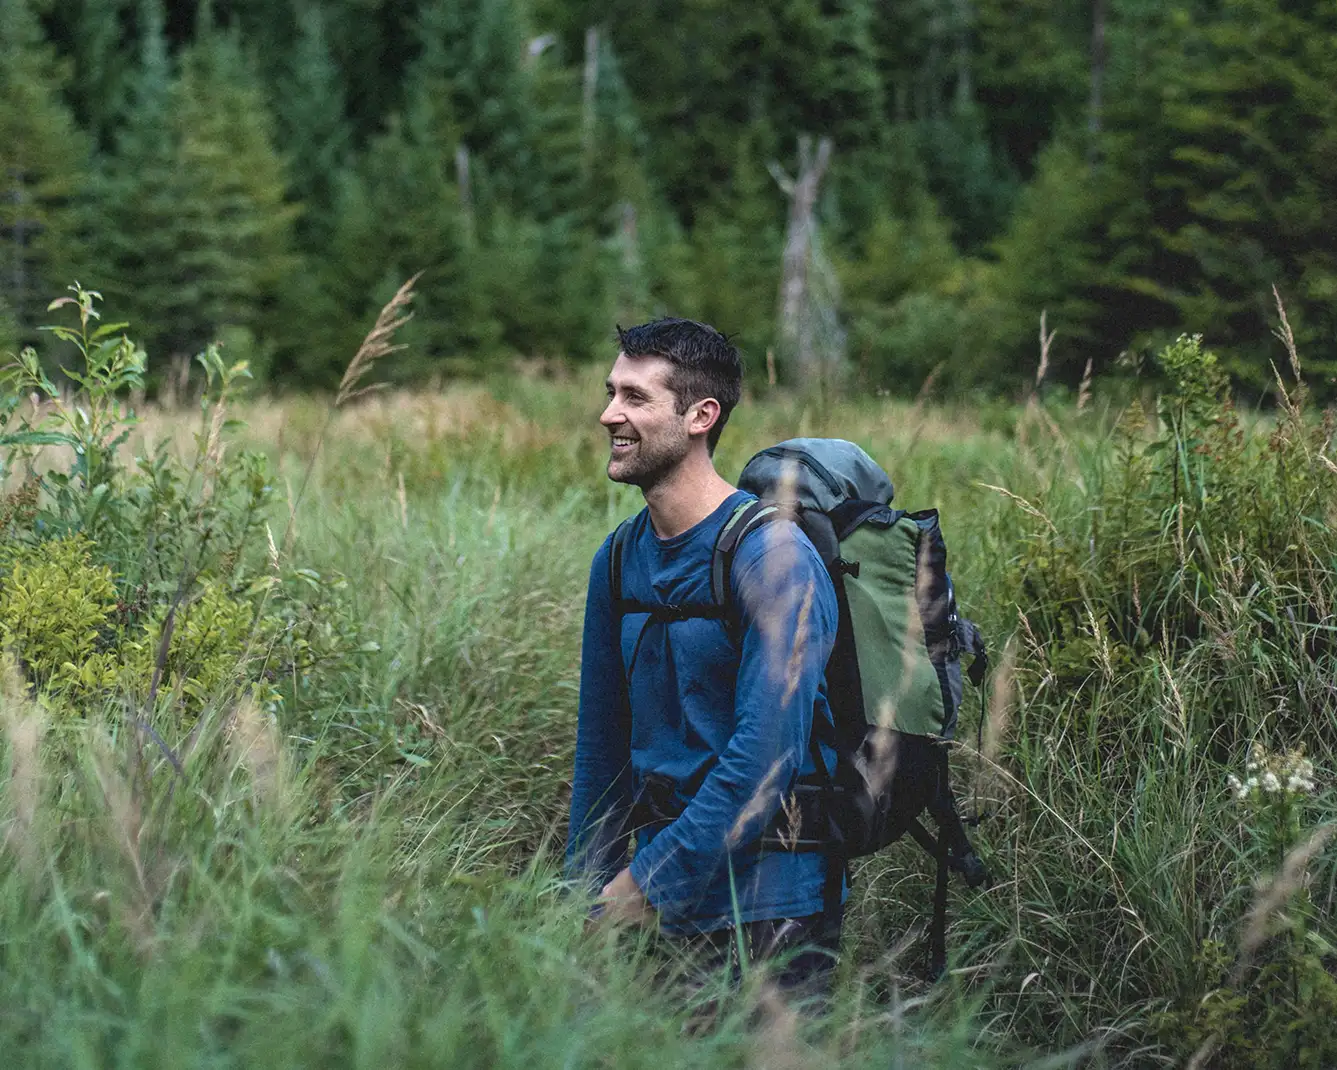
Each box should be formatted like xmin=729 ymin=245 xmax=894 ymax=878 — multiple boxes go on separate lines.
xmin=611 ymin=437 xmax=636 ymax=446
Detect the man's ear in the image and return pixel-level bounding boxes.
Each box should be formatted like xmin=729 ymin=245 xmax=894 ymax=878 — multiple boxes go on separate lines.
xmin=687 ymin=398 xmax=721 ymax=440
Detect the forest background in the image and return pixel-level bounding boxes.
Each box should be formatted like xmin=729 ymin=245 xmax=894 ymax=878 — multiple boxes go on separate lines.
xmin=3 ymin=0 xmax=1336 ymax=400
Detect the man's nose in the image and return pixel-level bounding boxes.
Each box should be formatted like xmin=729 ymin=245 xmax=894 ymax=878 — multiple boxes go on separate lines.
xmin=600 ymin=397 xmax=622 ymax=428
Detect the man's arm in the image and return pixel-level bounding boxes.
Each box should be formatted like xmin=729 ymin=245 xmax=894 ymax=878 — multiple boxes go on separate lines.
xmin=626 ymin=521 xmax=838 ymax=914
xmin=564 ymin=536 xmax=635 ymax=893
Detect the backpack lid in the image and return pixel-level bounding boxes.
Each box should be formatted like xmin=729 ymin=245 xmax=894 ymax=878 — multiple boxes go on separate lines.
xmin=737 ymin=438 xmax=894 ymax=513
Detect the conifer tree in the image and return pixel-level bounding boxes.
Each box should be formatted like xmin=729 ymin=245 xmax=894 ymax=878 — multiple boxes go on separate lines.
xmin=977 ymin=139 xmax=1105 ymax=385
xmin=838 ymin=133 xmax=971 ymax=389
xmin=412 ymin=0 xmax=533 ymax=211
xmin=50 ymin=0 xmax=137 ymax=148
xmin=319 ymin=94 xmax=495 ymax=383
xmin=970 ymin=0 xmax=1089 ymax=171
xmin=475 ymin=42 xmax=611 ymax=357
xmin=0 ymin=0 xmax=87 ymax=342
xmin=90 ymin=1 xmax=298 ymax=370
xmin=1150 ymin=0 xmax=1337 ymax=386
xmin=689 ymin=133 xmax=786 ymax=357
xmin=276 ymin=2 xmax=351 ymax=247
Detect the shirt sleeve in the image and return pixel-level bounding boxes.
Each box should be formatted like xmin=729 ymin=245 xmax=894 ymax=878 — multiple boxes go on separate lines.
xmin=627 ymin=520 xmax=838 ymax=914
xmin=564 ymin=535 xmax=635 ymax=893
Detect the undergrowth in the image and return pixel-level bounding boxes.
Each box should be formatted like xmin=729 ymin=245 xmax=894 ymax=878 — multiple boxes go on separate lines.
xmin=1 ymin=284 xmax=1335 ymax=1067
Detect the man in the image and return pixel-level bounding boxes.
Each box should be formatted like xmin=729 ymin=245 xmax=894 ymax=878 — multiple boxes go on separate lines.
xmin=565 ymin=317 xmax=842 ymax=990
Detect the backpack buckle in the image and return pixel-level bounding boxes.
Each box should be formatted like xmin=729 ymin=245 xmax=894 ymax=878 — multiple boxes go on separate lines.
xmin=631 ymin=772 xmax=683 ymax=829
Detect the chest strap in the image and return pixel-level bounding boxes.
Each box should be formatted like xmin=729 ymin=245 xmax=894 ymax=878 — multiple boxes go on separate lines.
xmin=612 ymin=599 xmax=728 ymax=622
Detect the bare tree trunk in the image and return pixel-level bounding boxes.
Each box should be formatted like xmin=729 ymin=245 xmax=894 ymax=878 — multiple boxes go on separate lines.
xmin=582 ymin=27 xmax=600 ymax=172
xmin=616 ymin=200 xmax=645 ymax=322
xmin=1088 ymin=0 xmax=1107 ymax=162
xmin=773 ymin=136 xmax=838 ymax=387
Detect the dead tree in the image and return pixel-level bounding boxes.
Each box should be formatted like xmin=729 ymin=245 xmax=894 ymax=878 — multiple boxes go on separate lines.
xmin=582 ymin=27 xmax=600 ymax=176
xmin=771 ymin=136 xmax=845 ymax=389
xmin=614 ymin=200 xmax=647 ymax=323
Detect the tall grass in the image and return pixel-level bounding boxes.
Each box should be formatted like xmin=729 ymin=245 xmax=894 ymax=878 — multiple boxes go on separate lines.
xmin=3 ymin=322 xmax=1335 ymax=1065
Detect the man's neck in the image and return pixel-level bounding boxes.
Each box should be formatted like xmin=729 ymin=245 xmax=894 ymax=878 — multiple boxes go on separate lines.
xmin=643 ymin=454 xmax=736 ymax=539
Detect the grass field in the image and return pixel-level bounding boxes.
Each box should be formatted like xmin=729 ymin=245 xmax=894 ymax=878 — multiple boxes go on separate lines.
xmin=2 ymin=336 xmax=1335 ymax=1067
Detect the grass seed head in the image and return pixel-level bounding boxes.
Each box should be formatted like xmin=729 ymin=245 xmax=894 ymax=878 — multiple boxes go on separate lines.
xmin=337 ymin=273 xmax=421 ymax=408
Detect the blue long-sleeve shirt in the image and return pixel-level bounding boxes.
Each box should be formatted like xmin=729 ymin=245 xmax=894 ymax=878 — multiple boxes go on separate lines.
xmin=565 ymin=490 xmax=840 ymax=933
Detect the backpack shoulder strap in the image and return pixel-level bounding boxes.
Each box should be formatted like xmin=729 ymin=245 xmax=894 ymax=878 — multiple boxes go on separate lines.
xmin=710 ymin=498 xmax=784 ymax=610
xmin=608 ymin=517 xmax=634 ymax=612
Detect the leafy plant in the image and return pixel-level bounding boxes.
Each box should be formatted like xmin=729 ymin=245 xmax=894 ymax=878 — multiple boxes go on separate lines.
xmin=0 ymin=533 xmax=120 ymax=701
xmin=0 ymin=286 xmax=352 ymax=723
xmin=1008 ymin=327 xmax=1334 ymax=724
xmin=0 ymin=283 xmax=145 ymax=526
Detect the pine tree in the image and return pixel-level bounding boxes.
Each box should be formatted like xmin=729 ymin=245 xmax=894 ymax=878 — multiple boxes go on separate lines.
xmin=317 ymin=95 xmax=494 ymax=384
xmin=1150 ymin=0 xmax=1337 ymax=388
xmin=412 ymin=0 xmax=533 ymax=211
xmin=48 ymin=0 xmax=138 ymax=148
xmin=776 ymin=0 xmax=885 ymax=153
xmin=89 ymin=2 xmax=299 ymax=370
xmin=689 ymin=132 xmax=786 ymax=358
xmin=0 ymin=0 xmax=88 ymax=342
xmin=276 ymin=2 xmax=351 ymax=247
xmin=971 ymin=0 xmax=1090 ymax=172
xmin=838 ymin=131 xmax=971 ymax=389
xmin=83 ymin=0 xmax=177 ymax=349
xmin=977 ymin=139 xmax=1106 ymax=386
xmin=324 ymin=0 xmax=421 ymax=143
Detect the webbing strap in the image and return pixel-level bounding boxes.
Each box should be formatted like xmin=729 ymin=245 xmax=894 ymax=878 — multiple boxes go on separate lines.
xmin=928 ymin=748 xmax=951 ymax=980
xmin=711 ymin=500 xmax=783 ymax=607
xmin=930 ymin=823 xmax=950 ymax=980
xmin=609 ymin=519 xmax=633 ymax=609
xmin=612 ymin=599 xmax=728 ymax=622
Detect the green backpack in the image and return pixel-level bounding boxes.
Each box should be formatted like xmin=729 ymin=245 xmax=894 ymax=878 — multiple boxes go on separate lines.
xmin=610 ymin=437 xmax=991 ymax=976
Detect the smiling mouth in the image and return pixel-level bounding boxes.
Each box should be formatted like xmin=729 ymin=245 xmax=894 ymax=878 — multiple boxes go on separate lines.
xmin=610 ymin=435 xmax=638 ymax=452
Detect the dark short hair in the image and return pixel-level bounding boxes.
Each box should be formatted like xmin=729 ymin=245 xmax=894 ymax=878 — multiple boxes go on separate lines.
xmin=616 ymin=318 xmax=742 ymax=453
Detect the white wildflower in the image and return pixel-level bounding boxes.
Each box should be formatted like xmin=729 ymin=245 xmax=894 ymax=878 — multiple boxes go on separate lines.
xmin=1229 ymin=745 xmax=1320 ymax=804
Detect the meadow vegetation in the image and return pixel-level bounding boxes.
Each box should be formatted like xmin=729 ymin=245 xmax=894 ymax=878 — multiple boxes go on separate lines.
xmin=1 ymin=290 xmax=1335 ymax=1067
xmin=6 ymin=0 xmax=1337 ymax=397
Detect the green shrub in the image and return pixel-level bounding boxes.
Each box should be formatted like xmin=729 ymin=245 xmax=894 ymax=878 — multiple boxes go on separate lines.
xmin=0 ymin=285 xmax=363 ymax=724
xmin=0 ymin=533 xmax=120 ymax=701
xmin=121 ymin=579 xmax=263 ymax=709
xmin=946 ymin=322 xmax=1337 ymax=1062
xmin=1009 ymin=333 xmax=1334 ymax=728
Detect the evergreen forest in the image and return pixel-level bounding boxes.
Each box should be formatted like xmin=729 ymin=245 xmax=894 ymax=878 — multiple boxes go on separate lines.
xmin=3 ymin=0 xmax=1336 ymax=397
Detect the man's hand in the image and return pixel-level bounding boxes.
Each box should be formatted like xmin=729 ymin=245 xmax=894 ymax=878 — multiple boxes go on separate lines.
xmin=595 ymin=867 xmax=656 ymax=927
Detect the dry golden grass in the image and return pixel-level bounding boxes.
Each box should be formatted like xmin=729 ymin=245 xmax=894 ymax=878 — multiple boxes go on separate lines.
xmin=0 ymin=655 xmax=44 ymax=880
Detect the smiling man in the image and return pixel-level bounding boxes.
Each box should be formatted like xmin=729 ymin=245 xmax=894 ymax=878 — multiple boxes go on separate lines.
xmin=565 ymin=317 xmax=842 ymax=991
